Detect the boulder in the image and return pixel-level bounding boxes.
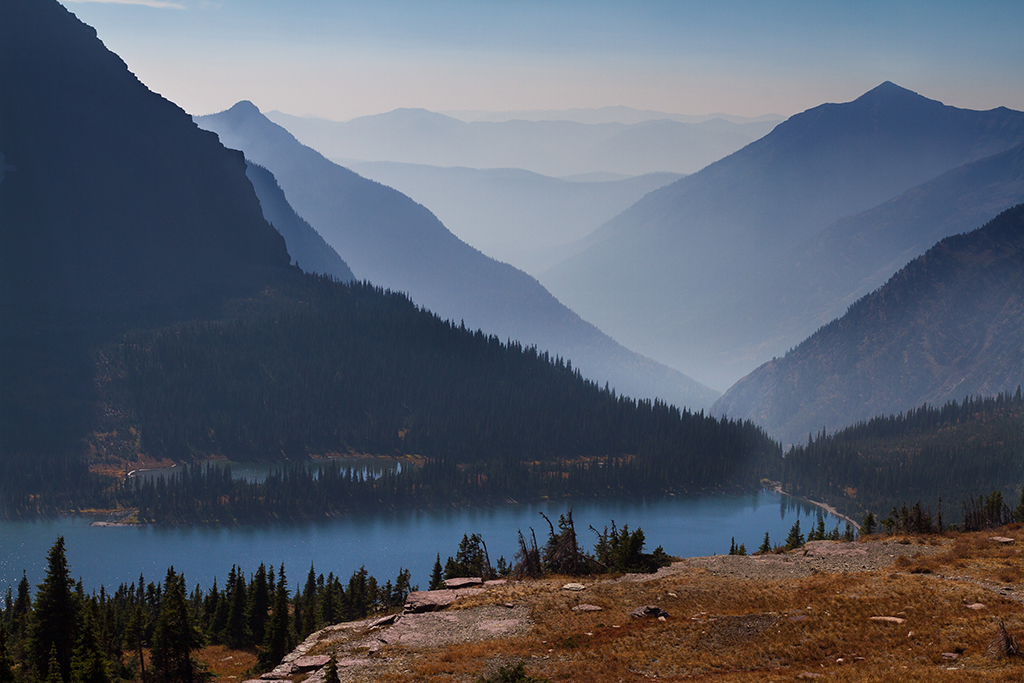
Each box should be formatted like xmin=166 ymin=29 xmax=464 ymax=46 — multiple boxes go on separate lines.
xmin=443 ymin=577 xmax=483 ymax=589
xmin=404 ymin=589 xmax=458 ymax=613
xmin=562 ymin=583 xmax=586 ymax=591
xmin=631 ymin=605 xmax=669 ymax=619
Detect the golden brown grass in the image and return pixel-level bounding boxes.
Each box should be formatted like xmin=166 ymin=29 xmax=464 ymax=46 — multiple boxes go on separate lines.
xmin=365 ymin=530 xmax=1024 ymax=682
xmin=197 ymin=645 xmax=258 ymax=682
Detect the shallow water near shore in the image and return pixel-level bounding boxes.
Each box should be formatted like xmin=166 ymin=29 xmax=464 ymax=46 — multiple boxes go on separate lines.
xmin=0 ymin=492 xmax=840 ymax=593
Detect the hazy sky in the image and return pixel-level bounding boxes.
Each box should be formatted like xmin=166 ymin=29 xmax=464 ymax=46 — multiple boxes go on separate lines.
xmin=60 ymin=0 xmax=1024 ymax=121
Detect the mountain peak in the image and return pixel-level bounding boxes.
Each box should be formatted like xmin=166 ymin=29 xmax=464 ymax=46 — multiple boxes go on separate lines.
xmin=227 ymin=100 xmax=261 ymax=115
xmin=852 ymin=81 xmax=937 ymax=107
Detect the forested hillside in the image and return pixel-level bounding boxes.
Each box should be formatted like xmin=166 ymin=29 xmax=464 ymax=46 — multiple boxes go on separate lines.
xmin=715 ymin=204 xmax=1024 ymax=444
xmin=781 ymin=391 xmax=1024 ymax=521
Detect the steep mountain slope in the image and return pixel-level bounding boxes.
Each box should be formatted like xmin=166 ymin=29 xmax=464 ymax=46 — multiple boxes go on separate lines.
xmin=542 ymin=83 xmax=1024 ymax=390
xmin=0 ymin=0 xmax=291 ymax=454
xmin=197 ymin=103 xmax=719 ymax=409
xmin=265 ymin=109 xmax=771 ymax=177
xmin=701 ymin=139 xmax=1024 ymax=382
xmin=245 ymin=162 xmax=355 ymax=282
xmin=344 ymin=161 xmax=681 ymax=274
xmin=713 ymin=204 xmax=1024 ymax=445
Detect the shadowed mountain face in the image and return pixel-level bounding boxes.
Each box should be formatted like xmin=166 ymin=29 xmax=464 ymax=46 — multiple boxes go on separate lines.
xmin=265 ymin=108 xmax=774 ymax=178
xmin=245 ymin=162 xmax=355 ymax=283
xmin=542 ymin=83 xmax=1024 ymax=390
xmin=344 ymin=161 xmax=681 ymax=274
xmin=713 ymin=204 xmax=1024 ymax=445
xmin=0 ymin=0 xmax=291 ymax=453
xmin=0 ymin=0 xmax=289 ymax=328
xmin=198 ymin=103 xmax=720 ymax=409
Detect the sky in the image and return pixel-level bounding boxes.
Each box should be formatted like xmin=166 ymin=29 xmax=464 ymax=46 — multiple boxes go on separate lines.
xmin=59 ymin=0 xmax=1024 ymax=122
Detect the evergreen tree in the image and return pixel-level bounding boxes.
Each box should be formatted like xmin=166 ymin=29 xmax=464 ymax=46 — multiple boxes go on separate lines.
xmin=256 ymin=566 xmax=290 ymax=672
xmin=70 ymin=611 xmax=109 ymax=683
xmin=29 ymin=538 xmax=78 ymax=682
xmin=784 ymin=520 xmax=804 ymax=550
xmin=0 ymin=625 xmax=15 ymax=683
xmin=301 ymin=565 xmax=318 ymax=636
xmin=223 ymin=567 xmax=248 ymax=649
xmin=44 ymin=644 xmax=64 ymax=683
xmin=429 ymin=554 xmax=444 ymax=591
xmin=861 ymin=512 xmax=876 ymax=536
xmin=757 ymin=532 xmax=771 ymax=554
xmin=151 ymin=569 xmax=201 ymax=683
xmin=245 ymin=564 xmax=271 ymax=647
xmin=323 ymin=656 xmax=339 ymax=683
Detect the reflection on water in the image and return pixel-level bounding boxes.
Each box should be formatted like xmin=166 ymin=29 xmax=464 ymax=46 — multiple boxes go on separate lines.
xmin=0 ymin=491 xmax=845 ymax=594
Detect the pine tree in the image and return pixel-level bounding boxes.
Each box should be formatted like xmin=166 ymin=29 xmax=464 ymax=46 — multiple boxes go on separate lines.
xmin=224 ymin=567 xmax=248 ymax=649
xmin=861 ymin=512 xmax=876 ymax=535
xmin=323 ymin=655 xmax=340 ymax=683
xmin=0 ymin=625 xmax=16 ymax=683
xmin=44 ymin=644 xmax=64 ymax=683
xmin=256 ymin=566 xmax=290 ymax=672
xmin=245 ymin=564 xmax=271 ymax=646
xmin=151 ymin=569 xmax=201 ymax=683
xmin=70 ymin=611 xmax=109 ymax=683
xmin=758 ymin=532 xmax=771 ymax=554
xmin=784 ymin=520 xmax=804 ymax=550
xmin=429 ymin=554 xmax=444 ymax=590
xmin=29 ymin=538 xmax=78 ymax=682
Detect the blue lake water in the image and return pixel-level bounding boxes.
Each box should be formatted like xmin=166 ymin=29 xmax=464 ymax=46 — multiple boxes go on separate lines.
xmin=0 ymin=492 xmax=843 ymax=595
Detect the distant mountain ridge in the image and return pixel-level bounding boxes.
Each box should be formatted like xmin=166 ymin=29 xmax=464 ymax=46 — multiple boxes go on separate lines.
xmin=264 ymin=108 xmax=774 ymax=177
xmin=439 ymin=105 xmax=783 ymax=126
xmin=542 ymin=82 xmax=1024 ymax=390
xmin=198 ymin=103 xmax=720 ymax=409
xmin=713 ymin=204 xmax=1024 ymax=445
xmin=343 ymin=160 xmax=681 ymax=274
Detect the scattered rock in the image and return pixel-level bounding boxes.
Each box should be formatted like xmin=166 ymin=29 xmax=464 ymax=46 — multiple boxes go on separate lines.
xmin=631 ymin=605 xmax=669 ymax=619
xmin=869 ymin=616 xmax=906 ymax=624
xmin=443 ymin=577 xmax=483 ymax=589
xmin=941 ymin=652 xmax=959 ymax=660
xmin=562 ymin=582 xmax=586 ymax=591
xmin=572 ymin=604 xmax=603 ymax=612
xmin=484 ymin=579 xmax=508 ymax=586
xmin=797 ymin=673 xmax=822 ymax=679
xmin=966 ymin=603 xmax=986 ymax=611
xmin=989 ymin=537 xmax=1015 ymax=545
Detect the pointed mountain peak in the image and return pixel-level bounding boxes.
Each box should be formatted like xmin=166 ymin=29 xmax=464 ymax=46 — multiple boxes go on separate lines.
xmin=852 ymin=81 xmax=938 ymax=107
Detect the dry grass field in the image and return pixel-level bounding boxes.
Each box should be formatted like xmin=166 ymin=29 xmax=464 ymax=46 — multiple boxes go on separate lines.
xmin=205 ymin=529 xmax=1024 ymax=683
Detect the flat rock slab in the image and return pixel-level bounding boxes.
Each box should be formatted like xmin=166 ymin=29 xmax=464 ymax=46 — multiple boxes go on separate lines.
xmin=292 ymin=655 xmax=330 ymax=670
xmin=379 ymin=605 xmax=532 ymax=648
xmin=444 ymin=577 xmax=483 ymax=589
xmin=562 ymin=583 xmax=586 ymax=591
xmin=631 ymin=605 xmax=669 ymax=619
xmin=572 ymin=604 xmax=603 ymax=612
xmin=990 ymin=536 xmax=1015 ymax=545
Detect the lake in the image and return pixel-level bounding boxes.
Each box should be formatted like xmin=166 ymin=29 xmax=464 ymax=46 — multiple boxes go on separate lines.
xmin=0 ymin=492 xmax=844 ymax=595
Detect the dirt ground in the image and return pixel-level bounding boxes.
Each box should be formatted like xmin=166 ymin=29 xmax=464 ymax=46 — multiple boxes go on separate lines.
xmin=247 ymin=532 xmax=1024 ymax=683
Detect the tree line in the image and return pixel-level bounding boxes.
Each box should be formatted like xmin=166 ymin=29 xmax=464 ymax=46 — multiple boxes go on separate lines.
xmin=779 ymin=390 xmax=1024 ymax=522
xmin=2 ymin=276 xmax=781 ymax=520
xmin=0 ymin=537 xmax=414 ymax=683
